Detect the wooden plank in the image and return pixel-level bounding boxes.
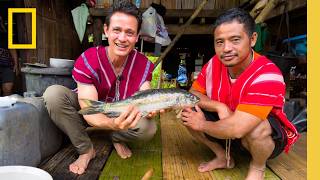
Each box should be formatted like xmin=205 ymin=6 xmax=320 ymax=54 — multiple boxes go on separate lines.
xmin=161 ymin=111 xmax=215 ymax=179
xmin=203 ymin=0 xmax=215 ymax=10
xmin=262 ymin=0 xmax=306 ymax=22
xmin=99 ymin=119 xmax=163 ymax=180
xmin=167 ymin=24 xmax=214 ymax=35
xmin=40 ymin=131 xmax=113 ymax=180
xmin=139 ymin=0 xmax=160 ymax=9
xmin=176 ymin=0 xmax=182 ymax=10
xmin=181 ymin=0 xmax=193 ymax=9
xmin=160 ymin=111 xmax=280 ymax=179
xmin=90 ymin=8 xmax=224 ymax=18
xmin=267 ymin=132 xmax=307 ymax=180
xmin=161 ymin=0 xmax=177 ymax=9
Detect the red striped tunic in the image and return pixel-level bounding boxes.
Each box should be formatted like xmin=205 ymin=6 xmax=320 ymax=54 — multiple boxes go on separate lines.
xmin=72 ymin=46 xmax=154 ymax=102
xmin=193 ymin=54 xmax=299 ymax=152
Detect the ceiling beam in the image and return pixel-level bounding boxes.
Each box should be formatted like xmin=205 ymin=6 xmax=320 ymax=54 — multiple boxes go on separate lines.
xmin=89 ymin=0 xmax=306 ymax=19
xmin=263 ymin=0 xmax=306 ymax=21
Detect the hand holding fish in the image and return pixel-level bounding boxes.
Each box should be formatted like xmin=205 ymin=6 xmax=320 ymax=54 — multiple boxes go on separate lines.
xmin=181 ymin=105 xmax=206 ymax=131
xmin=147 ymin=109 xmax=166 ymax=119
xmin=112 ymin=105 xmax=142 ymax=130
xmin=199 ymin=99 xmax=232 ymax=120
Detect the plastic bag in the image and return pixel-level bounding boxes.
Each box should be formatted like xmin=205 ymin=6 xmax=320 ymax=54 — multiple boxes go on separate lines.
xmin=140 ymin=7 xmax=157 ymax=38
xmin=140 ymin=7 xmax=171 ymax=46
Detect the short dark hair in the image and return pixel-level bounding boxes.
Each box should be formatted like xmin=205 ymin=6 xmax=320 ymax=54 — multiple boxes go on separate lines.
xmin=104 ymin=0 xmax=142 ymax=33
xmin=213 ymin=8 xmax=256 ymax=37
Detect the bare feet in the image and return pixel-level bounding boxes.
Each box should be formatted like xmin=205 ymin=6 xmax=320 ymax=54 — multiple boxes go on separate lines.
xmin=113 ymin=142 xmax=132 ymax=159
xmin=69 ymin=147 xmax=96 ymax=175
xmin=198 ymin=157 xmax=235 ymax=172
xmin=245 ymin=164 xmax=265 ymax=180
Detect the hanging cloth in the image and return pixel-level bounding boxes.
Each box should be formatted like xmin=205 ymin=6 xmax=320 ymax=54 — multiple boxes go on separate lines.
xmin=254 ymin=23 xmax=269 ymax=53
xmin=71 ymin=3 xmax=89 ymax=43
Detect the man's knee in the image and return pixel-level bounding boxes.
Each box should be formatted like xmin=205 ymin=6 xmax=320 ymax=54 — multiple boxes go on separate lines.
xmin=245 ymin=120 xmax=272 ymax=142
xmin=43 ymin=85 xmax=69 ymax=106
xmin=136 ymin=118 xmax=157 ymax=141
xmin=2 ymin=82 xmax=13 ymax=95
xmin=43 ymin=85 xmax=73 ymax=118
xmin=241 ymin=121 xmax=274 ymax=154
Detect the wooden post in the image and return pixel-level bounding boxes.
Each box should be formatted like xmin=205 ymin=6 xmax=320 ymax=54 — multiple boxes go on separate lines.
xmin=140 ymin=39 xmax=144 ymax=53
xmin=93 ymin=18 xmax=103 ymax=46
xmin=154 ymin=0 xmax=208 ymax=67
xmin=255 ymin=0 xmax=281 ymax=24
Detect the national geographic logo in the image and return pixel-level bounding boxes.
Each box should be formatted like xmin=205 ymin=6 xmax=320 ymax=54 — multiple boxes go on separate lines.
xmin=8 ymin=8 xmax=36 ymax=49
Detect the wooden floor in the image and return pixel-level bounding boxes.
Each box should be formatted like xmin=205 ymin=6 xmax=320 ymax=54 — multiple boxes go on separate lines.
xmin=160 ymin=111 xmax=306 ymax=180
xmin=40 ymin=112 xmax=307 ymax=180
xmin=267 ymin=133 xmax=307 ymax=180
xmin=99 ymin=120 xmax=163 ymax=180
xmin=39 ymin=129 xmax=113 ymax=180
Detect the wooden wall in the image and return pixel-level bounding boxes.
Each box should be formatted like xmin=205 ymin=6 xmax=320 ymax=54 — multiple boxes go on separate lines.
xmin=18 ymin=0 xmax=82 ymax=64
xmin=95 ymin=0 xmax=241 ymax=10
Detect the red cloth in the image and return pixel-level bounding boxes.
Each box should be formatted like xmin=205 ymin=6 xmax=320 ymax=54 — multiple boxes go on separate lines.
xmin=72 ymin=46 xmax=154 ymax=102
xmin=195 ymin=54 xmax=299 ymax=153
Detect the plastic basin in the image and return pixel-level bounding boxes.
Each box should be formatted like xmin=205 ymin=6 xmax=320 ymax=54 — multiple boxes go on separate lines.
xmin=0 ymin=166 xmax=52 ymax=180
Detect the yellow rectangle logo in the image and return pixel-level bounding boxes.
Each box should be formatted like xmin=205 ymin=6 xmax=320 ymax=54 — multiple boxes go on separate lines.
xmin=8 ymin=8 xmax=36 ymax=49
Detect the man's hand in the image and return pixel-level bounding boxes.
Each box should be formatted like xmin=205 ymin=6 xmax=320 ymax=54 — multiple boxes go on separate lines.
xmin=113 ymin=105 xmax=141 ymax=130
xmin=181 ymin=105 xmax=206 ymax=131
xmin=146 ymin=109 xmax=166 ymax=119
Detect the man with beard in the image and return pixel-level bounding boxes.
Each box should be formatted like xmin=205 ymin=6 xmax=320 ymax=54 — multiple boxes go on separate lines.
xmin=181 ymin=8 xmax=299 ymax=180
xmin=44 ymin=1 xmax=158 ymax=175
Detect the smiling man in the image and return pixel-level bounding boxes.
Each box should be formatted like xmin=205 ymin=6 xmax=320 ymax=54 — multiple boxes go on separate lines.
xmin=43 ymin=1 xmax=157 ymax=175
xmin=181 ymin=8 xmax=299 ymax=180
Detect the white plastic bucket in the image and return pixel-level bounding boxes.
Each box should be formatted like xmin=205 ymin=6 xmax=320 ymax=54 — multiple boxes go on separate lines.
xmin=0 ymin=166 xmax=52 ymax=180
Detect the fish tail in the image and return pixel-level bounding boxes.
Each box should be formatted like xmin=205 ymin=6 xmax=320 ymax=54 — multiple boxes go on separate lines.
xmin=78 ymin=99 xmax=106 ymax=115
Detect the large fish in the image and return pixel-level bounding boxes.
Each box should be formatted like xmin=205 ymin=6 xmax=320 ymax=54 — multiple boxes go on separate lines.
xmin=78 ymin=88 xmax=199 ymax=117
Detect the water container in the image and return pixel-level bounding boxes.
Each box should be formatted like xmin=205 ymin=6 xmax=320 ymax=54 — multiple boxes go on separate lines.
xmin=0 ymin=102 xmax=41 ymax=166
xmin=21 ymin=67 xmax=76 ymax=97
xmin=20 ymin=97 xmax=63 ymax=161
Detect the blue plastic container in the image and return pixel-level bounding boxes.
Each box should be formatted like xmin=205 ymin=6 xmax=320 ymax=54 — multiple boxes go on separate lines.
xmin=283 ymin=34 xmax=307 ymax=56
